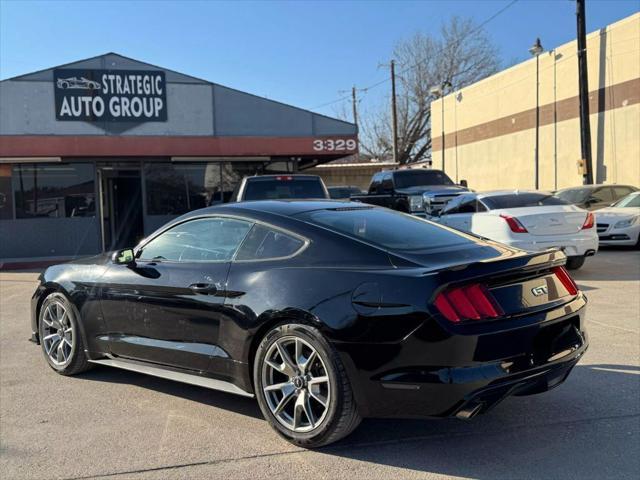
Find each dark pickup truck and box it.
[230,174,330,202]
[351,169,470,217]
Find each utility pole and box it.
[430,81,452,173]
[351,86,358,127]
[529,38,543,190]
[576,0,594,184]
[440,91,446,173]
[390,60,399,164]
[351,86,360,162]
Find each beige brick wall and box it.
[308,163,398,190]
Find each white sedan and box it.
[436,190,598,269]
[594,191,640,247]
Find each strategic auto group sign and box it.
[54,69,167,122]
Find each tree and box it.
[360,16,501,164]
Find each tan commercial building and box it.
[431,12,639,192]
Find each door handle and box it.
[189,283,218,295]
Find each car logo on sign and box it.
[531,285,548,296]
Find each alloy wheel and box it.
[41,301,74,367]
[261,336,331,433]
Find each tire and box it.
[253,323,361,448]
[38,292,92,376]
[566,256,586,270]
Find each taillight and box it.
[553,266,579,296]
[500,214,528,233]
[581,212,595,229]
[276,176,293,181]
[434,283,503,323]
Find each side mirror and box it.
[460,179,468,188]
[112,248,136,265]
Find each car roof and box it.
[556,184,636,192]
[477,190,552,198]
[243,174,321,181]
[390,168,445,174]
[183,199,369,218]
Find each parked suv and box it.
[351,169,470,216]
[230,174,330,202]
[554,184,638,210]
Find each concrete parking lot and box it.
[1,250,638,480]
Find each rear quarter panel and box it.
[221,230,440,368]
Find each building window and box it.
[12,163,95,219]
[145,163,225,216]
[145,161,289,216]
[0,164,14,220]
[220,161,268,201]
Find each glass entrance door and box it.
[98,166,144,251]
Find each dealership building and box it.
[0,53,357,267]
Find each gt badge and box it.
[531,285,548,296]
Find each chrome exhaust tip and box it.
[455,402,483,420]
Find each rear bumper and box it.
[336,294,588,418]
[508,235,598,258]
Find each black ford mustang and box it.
[31,200,588,447]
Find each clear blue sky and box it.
[1,0,638,117]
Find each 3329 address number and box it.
[313,139,357,152]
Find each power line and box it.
[307,0,520,111]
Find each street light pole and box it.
[430,81,451,172]
[529,38,544,190]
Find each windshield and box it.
[612,193,640,208]
[393,170,454,188]
[297,207,474,251]
[243,178,327,201]
[555,188,591,204]
[483,193,569,209]
[328,187,360,199]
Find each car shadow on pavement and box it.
[318,364,640,479]
[75,365,263,419]
[571,250,640,283]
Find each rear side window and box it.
[482,193,568,210]
[555,188,591,204]
[243,178,327,201]
[441,196,462,215]
[592,188,614,203]
[457,196,479,213]
[297,207,474,251]
[235,224,305,260]
[612,186,633,199]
